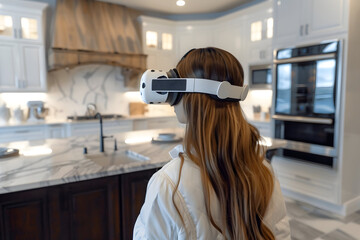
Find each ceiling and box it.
[99,0,256,16]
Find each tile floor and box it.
[285,197,360,240]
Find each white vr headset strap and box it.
[193,79,249,100]
[154,78,249,101]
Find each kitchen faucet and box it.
[94,113,113,152]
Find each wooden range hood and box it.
[48,0,147,72]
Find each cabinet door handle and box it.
[13,28,18,38]
[300,25,304,36]
[18,28,22,39]
[15,76,19,88]
[305,24,309,35]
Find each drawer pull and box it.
[294,174,311,182]
[14,130,30,134]
[50,124,63,127]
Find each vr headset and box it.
[140,69,249,106]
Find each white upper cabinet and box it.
[0,42,18,89]
[308,0,348,37]
[139,16,177,71]
[0,10,43,43]
[0,0,47,92]
[18,43,47,90]
[244,1,274,64]
[176,22,214,60]
[273,0,349,46]
[273,0,301,45]
[212,18,244,61]
[0,41,46,91]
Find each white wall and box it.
[340,0,360,204]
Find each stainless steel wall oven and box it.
[273,40,342,167]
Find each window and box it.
[0,15,13,37]
[251,21,262,42]
[21,17,38,40]
[251,17,273,42]
[162,33,173,50]
[146,31,158,48]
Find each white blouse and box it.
[133,146,291,240]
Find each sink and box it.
[67,114,124,121]
[85,151,139,168]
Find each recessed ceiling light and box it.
[176,0,185,7]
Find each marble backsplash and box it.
[0,64,272,123]
[241,89,273,119]
[0,64,174,122]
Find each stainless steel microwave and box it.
[249,64,272,89]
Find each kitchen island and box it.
[0,128,286,240]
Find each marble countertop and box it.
[0,128,286,195]
[0,115,177,128]
[0,114,272,128]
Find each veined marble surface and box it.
[0,115,177,128]
[0,128,286,195]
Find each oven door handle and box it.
[284,140,337,157]
[274,53,336,64]
[272,115,333,124]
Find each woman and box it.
[134,47,290,240]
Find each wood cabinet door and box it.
[0,188,49,240]
[68,177,120,240]
[49,176,120,240]
[120,168,157,240]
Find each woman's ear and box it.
[174,98,187,124]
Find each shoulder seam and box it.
[159,171,197,240]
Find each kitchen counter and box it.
[0,113,272,128]
[0,114,177,128]
[0,128,286,194]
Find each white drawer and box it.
[103,120,133,135]
[276,170,337,203]
[132,119,148,131]
[68,120,133,137]
[249,121,272,137]
[272,156,338,204]
[0,126,46,143]
[69,122,99,137]
[46,124,67,139]
[147,117,179,129]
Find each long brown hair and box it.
[174,47,275,239]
